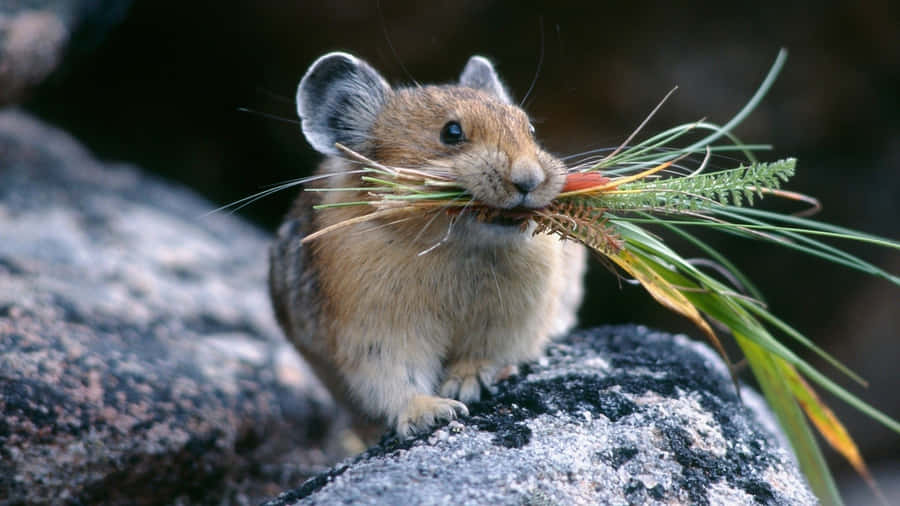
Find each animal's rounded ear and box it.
[459,55,512,104]
[297,52,390,155]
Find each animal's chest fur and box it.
[421,239,558,342]
[316,216,561,356]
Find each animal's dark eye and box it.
[440,121,466,145]
[528,123,536,137]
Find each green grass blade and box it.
[724,207,900,250]
[632,211,766,302]
[711,208,900,285]
[684,49,788,153]
[624,212,874,397]
[737,335,843,506]
[600,122,766,174]
[614,222,900,436]
[381,191,468,201]
[738,295,867,387]
[612,214,899,285]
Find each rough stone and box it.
[264,326,816,506]
[0,110,338,505]
[0,109,816,505]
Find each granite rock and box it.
[265,326,816,506]
[0,110,337,505]
[0,109,816,505]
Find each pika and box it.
[269,52,586,437]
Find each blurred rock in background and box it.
[0,110,340,504]
[0,0,131,105]
[13,0,900,499]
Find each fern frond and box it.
[599,158,796,212]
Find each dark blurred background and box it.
[23,0,899,496]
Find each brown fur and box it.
[270,60,586,438]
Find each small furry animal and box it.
[269,52,586,437]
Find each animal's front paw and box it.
[395,394,469,438]
[439,360,504,403]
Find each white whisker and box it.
[203,169,375,216]
[490,252,504,312]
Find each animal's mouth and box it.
[447,205,543,228]
[477,207,538,228]
[487,214,529,227]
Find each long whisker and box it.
[416,196,475,256]
[254,86,293,105]
[561,147,616,161]
[520,17,545,109]
[349,216,418,237]
[599,86,678,164]
[412,207,448,244]
[237,107,301,126]
[490,260,504,312]
[377,0,420,88]
[336,143,457,182]
[203,169,373,216]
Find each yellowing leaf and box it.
[778,362,861,466]
[736,335,842,506]
[776,360,884,503]
[607,248,733,374]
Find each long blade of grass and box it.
[617,180,867,392]
[725,207,900,250]
[711,208,900,285]
[737,336,843,506]
[631,212,765,300]
[684,49,788,153]
[612,221,900,434]
[608,248,734,374]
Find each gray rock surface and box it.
[0,109,816,505]
[265,326,816,506]
[0,110,338,505]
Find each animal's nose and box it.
[513,177,540,194]
[510,159,545,194]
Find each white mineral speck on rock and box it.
[428,430,449,445]
[261,326,817,506]
[708,480,755,504]
[584,356,609,370]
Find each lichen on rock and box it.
[265,327,816,506]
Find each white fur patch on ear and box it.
[459,56,512,104]
[297,52,390,155]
